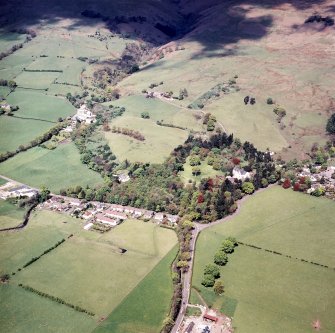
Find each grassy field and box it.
[0,211,177,332]
[108,94,203,131]
[93,245,178,333]
[0,116,52,153]
[16,219,177,315]
[0,176,8,185]
[191,186,335,333]
[0,200,24,229]
[0,284,96,333]
[0,143,104,192]
[7,89,75,121]
[0,209,85,274]
[105,115,188,163]
[179,156,224,184]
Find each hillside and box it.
[1,0,334,159]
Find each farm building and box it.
[142,210,154,219]
[96,214,120,226]
[154,212,165,222]
[166,214,179,224]
[124,206,135,214]
[82,210,95,219]
[109,204,125,212]
[105,211,127,220]
[69,198,81,206]
[84,223,93,230]
[73,104,96,124]
[133,208,143,217]
[203,313,218,323]
[184,321,195,333]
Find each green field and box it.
[7,89,75,121]
[0,210,178,332]
[108,95,203,131]
[94,245,178,333]
[105,115,189,164]
[179,156,224,184]
[0,116,52,153]
[0,284,96,333]
[192,186,335,333]
[0,177,8,185]
[0,200,24,229]
[0,143,104,192]
[0,90,75,153]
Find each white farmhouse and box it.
[72,104,96,124]
[232,167,251,181]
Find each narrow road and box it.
[171,184,275,333]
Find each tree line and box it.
[0,121,68,163]
[18,284,95,316]
[111,126,145,141]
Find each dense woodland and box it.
[68,122,279,222]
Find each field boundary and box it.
[238,241,334,270]
[18,284,95,316]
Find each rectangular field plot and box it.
[14,71,61,89]
[0,144,104,193]
[94,245,178,333]
[7,89,75,121]
[0,210,84,274]
[209,186,335,267]
[0,285,96,333]
[14,220,177,316]
[0,116,53,153]
[105,115,188,164]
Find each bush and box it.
[267,97,274,104]
[201,274,215,287]
[242,182,255,194]
[326,114,335,134]
[282,178,291,189]
[214,251,228,265]
[141,111,150,119]
[204,264,220,278]
[221,240,235,254]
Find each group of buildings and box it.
[297,165,335,198]
[62,104,96,133]
[0,181,38,200]
[42,195,179,232]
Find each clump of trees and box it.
[326,114,335,134]
[273,105,286,122]
[111,126,145,141]
[178,88,188,100]
[202,237,237,295]
[141,111,150,119]
[202,113,217,131]
[0,79,17,90]
[68,132,278,221]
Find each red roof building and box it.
[203,313,218,322]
